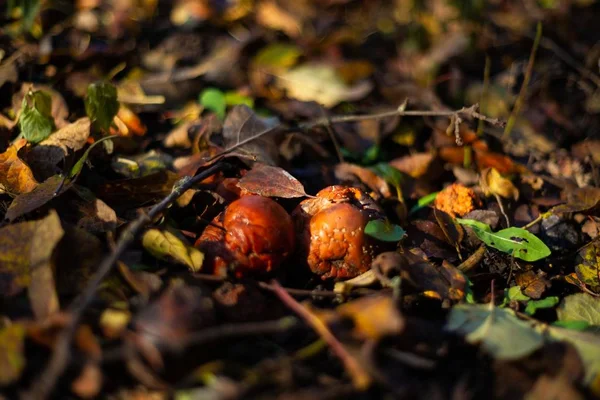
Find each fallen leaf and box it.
[0,324,26,385]
[549,326,600,388]
[237,163,308,198]
[71,362,102,399]
[402,252,466,301]
[142,228,204,272]
[480,167,519,200]
[433,208,464,254]
[96,170,180,207]
[524,296,559,316]
[221,105,280,165]
[0,211,63,319]
[5,175,70,222]
[575,243,600,293]
[199,88,226,120]
[85,81,120,131]
[256,0,303,38]
[551,187,600,215]
[18,90,56,143]
[389,153,434,178]
[72,185,118,233]
[364,219,406,242]
[336,295,405,340]
[12,84,69,128]
[457,219,551,262]
[516,270,549,299]
[132,281,215,352]
[277,63,372,107]
[446,303,544,359]
[557,294,600,326]
[27,118,91,180]
[0,138,39,195]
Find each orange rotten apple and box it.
[434,183,480,217]
[293,185,388,279]
[195,195,295,277]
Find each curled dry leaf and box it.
[27,118,91,180]
[551,187,600,215]
[237,163,308,198]
[0,138,39,195]
[480,167,519,200]
[5,175,70,222]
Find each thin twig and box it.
[299,103,505,130]
[320,107,345,164]
[191,273,345,298]
[458,244,486,273]
[503,22,542,139]
[494,193,510,227]
[270,280,372,390]
[24,161,230,400]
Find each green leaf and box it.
[556,293,600,326]
[362,145,380,164]
[364,220,405,242]
[506,286,530,302]
[69,136,115,180]
[456,219,551,262]
[371,163,404,198]
[408,191,439,215]
[142,228,204,272]
[524,296,559,316]
[446,303,544,359]
[18,90,55,143]
[85,81,119,131]
[553,320,591,331]
[224,92,254,109]
[199,88,227,120]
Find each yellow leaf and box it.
[0,138,39,195]
[142,228,204,272]
[336,295,405,340]
[480,167,519,200]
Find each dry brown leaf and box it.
[256,0,302,38]
[27,118,91,179]
[0,138,39,195]
[237,163,308,198]
[389,153,434,178]
[0,210,63,319]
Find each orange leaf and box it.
[0,139,39,195]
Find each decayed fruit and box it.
[434,183,480,217]
[195,195,295,277]
[293,185,387,279]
